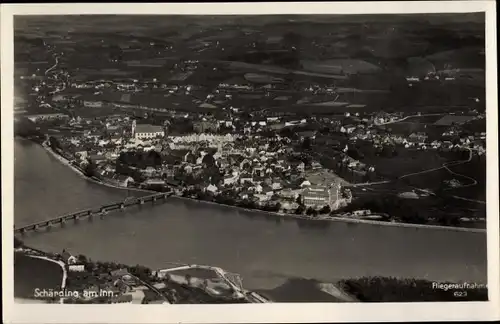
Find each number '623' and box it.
[454,291,467,297]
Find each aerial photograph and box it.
[13,13,488,304]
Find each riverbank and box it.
[179,196,486,233]
[14,244,265,304]
[29,137,486,233]
[37,139,155,195]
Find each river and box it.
[14,138,488,289]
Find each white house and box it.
[134,124,165,140]
[83,100,103,108]
[223,174,238,186]
[206,184,218,194]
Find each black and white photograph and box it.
[2,1,499,323]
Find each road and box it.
[43,54,66,95]
[45,55,59,76]
[352,148,485,204]
[399,147,474,181]
[375,113,445,126]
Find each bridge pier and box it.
[15,194,178,235]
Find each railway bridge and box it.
[14,192,173,235]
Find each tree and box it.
[295,204,305,215]
[185,274,192,286]
[77,254,88,264]
[302,137,312,150]
[274,202,282,212]
[319,205,331,214]
[128,264,152,281]
[83,160,98,178]
[201,154,216,167]
[48,136,62,151]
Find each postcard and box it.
[2,1,498,323]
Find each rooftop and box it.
[135,124,164,134]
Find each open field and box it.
[360,149,446,179]
[300,59,382,74]
[384,122,444,138]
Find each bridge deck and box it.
[14,192,171,233]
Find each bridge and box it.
[14,192,173,235]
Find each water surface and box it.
[15,139,487,289]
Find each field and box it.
[444,157,486,200]
[434,115,477,126]
[360,149,446,179]
[385,122,445,139]
[398,168,458,190]
[300,59,382,74]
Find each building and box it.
[26,113,69,122]
[83,100,104,108]
[61,250,77,265]
[134,124,165,140]
[279,188,297,201]
[301,186,331,209]
[193,120,219,133]
[113,175,134,187]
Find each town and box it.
[14,24,487,227]
[16,76,486,226]
[12,12,489,306]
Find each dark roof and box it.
[61,250,72,261]
[297,130,317,137]
[222,75,251,85]
[135,124,164,133]
[110,268,130,277]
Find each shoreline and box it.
[24,137,486,233]
[37,139,155,195]
[179,196,486,233]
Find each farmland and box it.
[362,149,447,179]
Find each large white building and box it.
[26,113,69,122]
[302,186,330,209]
[301,183,341,209]
[133,123,165,140]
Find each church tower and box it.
[131,120,137,137]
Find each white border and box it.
[2,2,498,323]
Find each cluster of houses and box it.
[58,249,166,304]
[51,113,347,211]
